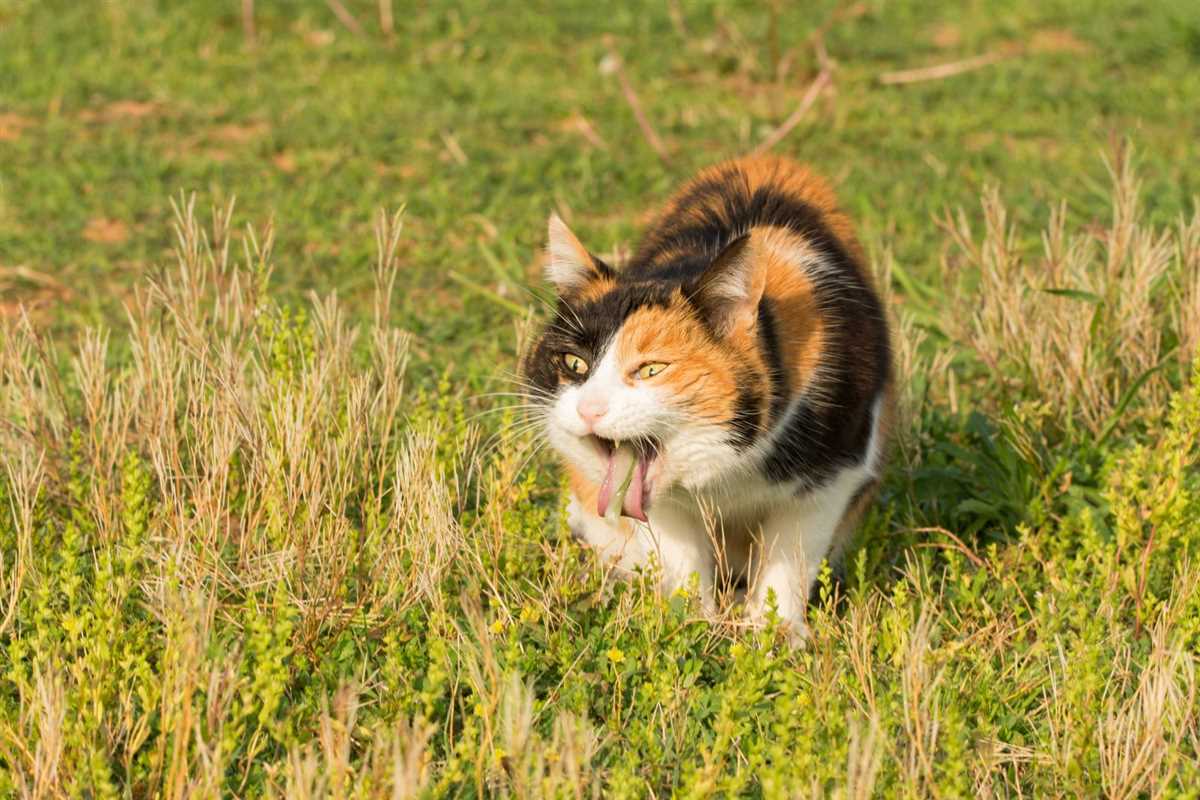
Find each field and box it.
[2,0,1199,796]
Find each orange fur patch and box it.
[645,155,873,289]
[577,276,617,301]
[614,304,757,425]
[753,226,826,394]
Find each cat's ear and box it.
[690,234,764,334]
[546,214,612,295]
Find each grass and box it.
[2,0,1200,796]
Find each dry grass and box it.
[941,146,1199,434]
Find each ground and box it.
[1,0,1199,796]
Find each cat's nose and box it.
[576,396,609,428]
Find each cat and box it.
[522,155,894,639]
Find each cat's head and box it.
[522,215,772,521]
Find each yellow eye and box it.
[637,362,668,379]
[562,353,589,375]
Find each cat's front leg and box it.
[568,494,716,615]
[747,482,855,640]
[644,500,717,615]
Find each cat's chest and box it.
[689,470,803,529]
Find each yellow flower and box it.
[607,647,626,665]
[489,619,505,635]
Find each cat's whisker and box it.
[484,417,548,439]
[481,421,549,454]
[464,400,544,414]
[487,426,549,452]
[510,439,551,479]
[467,392,545,403]
[464,408,544,426]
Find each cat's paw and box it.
[745,599,809,647]
[778,618,810,648]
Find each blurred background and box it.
[2,0,1198,382]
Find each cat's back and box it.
[624,155,869,288]
[624,155,892,488]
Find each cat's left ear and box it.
[545,214,613,296]
[690,234,764,334]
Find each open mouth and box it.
[586,435,659,523]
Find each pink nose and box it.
[576,396,609,428]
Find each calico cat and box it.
[522,156,893,638]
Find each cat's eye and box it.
[636,362,669,379]
[561,353,589,375]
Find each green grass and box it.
[2,0,1200,795]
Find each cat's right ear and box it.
[545,214,612,295]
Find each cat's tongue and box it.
[596,444,648,522]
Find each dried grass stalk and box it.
[943,148,1192,432]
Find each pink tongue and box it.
[623,458,646,521]
[596,447,648,522]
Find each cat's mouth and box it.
[586,435,659,522]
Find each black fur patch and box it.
[728,382,763,448]
[757,299,790,426]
